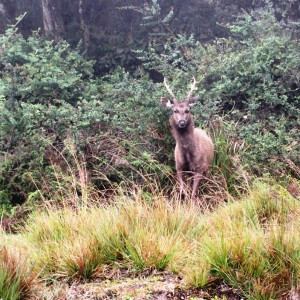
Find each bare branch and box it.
[163,78,176,99]
[186,76,198,99]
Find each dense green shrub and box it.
[0,23,172,209]
[0,23,98,203]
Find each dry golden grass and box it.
[0,232,36,300]
[2,178,300,299]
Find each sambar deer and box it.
[161,77,214,200]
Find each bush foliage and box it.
[0,23,99,205]
[0,21,173,208]
[0,7,299,211]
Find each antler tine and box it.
[163,78,176,99]
[186,76,198,99]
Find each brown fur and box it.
[161,97,214,199]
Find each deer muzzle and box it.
[178,120,187,128]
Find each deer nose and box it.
[178,120,187,128]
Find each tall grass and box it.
[0,239,35,300]
[23,196,198,277]
[8,179,296,299]
[2,130,300,299]
[199,180,300,299]
[210,119,250,196]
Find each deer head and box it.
[161,77,198,129]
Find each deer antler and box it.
[186,76,198,99]
[163,78,176,99]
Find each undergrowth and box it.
[2,178,299,299]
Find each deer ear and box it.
[161,97,174,109]
[188,97,198,107]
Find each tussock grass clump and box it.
[8,179,300,299]
[23,208,105,278]
[195,180,300,299]
[0,242,35,300]
[23,197,199,279]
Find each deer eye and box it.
[185,110,190,113]
[173,110,179,113]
